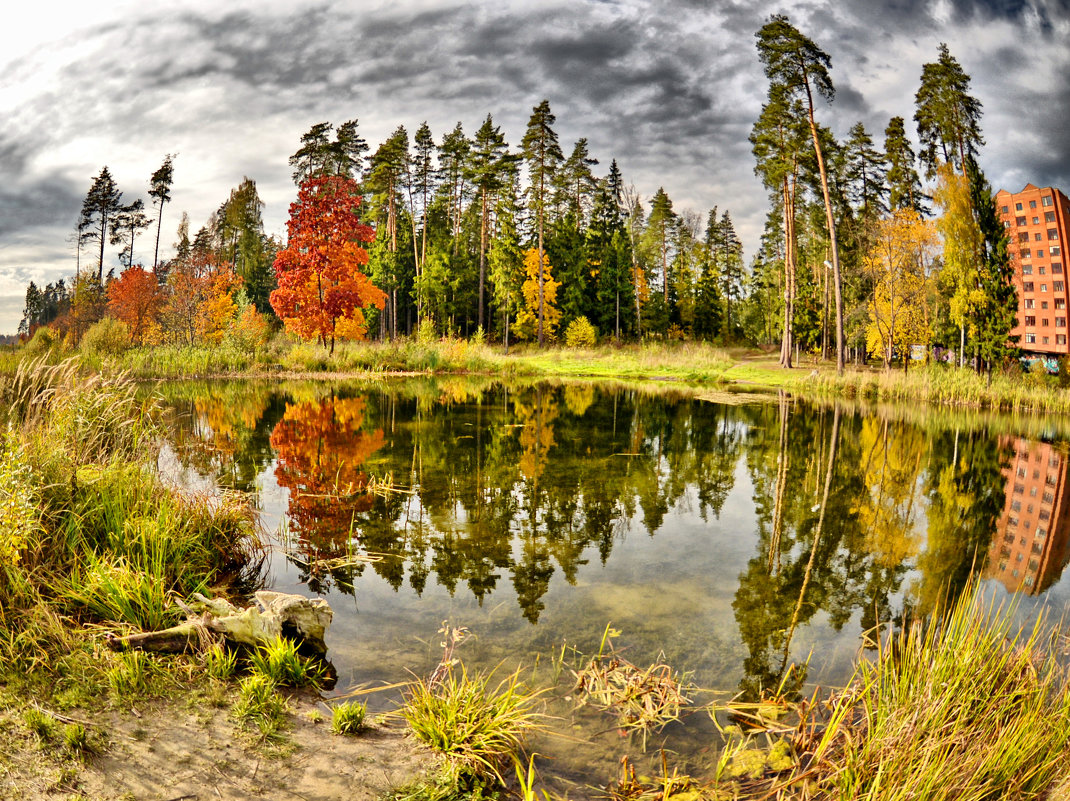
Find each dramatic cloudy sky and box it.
[1,0,1068,334]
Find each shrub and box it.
[80,317,131,358]
[564,316,598,349]
[22,327,58,357]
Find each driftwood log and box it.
[104,591,333,654]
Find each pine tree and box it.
[111,198,150,269]
[466,114,517,333]
[521,100,564,346]
[914,43,984,177]
[756,14,846,373]
[78,166,124,284]
[148,154,174,272]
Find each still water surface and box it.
[157,377,1070,789]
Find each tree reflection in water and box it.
[157,379,1055,696]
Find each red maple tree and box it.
[269,176,385,352]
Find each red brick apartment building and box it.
[985,437,1070,595]
[997,185,1070,354]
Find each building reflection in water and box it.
[986,437,1070,594]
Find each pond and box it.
[155,377,1070,793]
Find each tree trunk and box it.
[803,85,844,374]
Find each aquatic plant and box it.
[572,626,693,749]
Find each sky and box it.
[1,0,1068,335]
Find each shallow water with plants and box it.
[155,377,1070,793]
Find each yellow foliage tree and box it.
[864,209,937,370]
[933,163,984,362]
[515,248,561,341]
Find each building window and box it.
[1042,317,1050,325]
[1026,333,1036,343]
[1002,205,1010,214]
[1044,336,1051,344]
[1025,316,1037,326]
[1023,250,1032,259]
[1053,247,1062,256]
[1042,301,1049,309]
[1057,317,1066,327]
[1031,200,1038,208]
[1041,267,1047,275]
[1043,195,1053,206]
[1046,211,1056,222]
[1034,217,1041,225]
[1017,202,1024,210]
[1056,299,1065,309]
[1056,281,1065,292]
[1017,216,1027,225]
[1041,285,1048,293]
[1025,299,1035,308]
[1058,334,1067,345]
[1050,229,1060,240]
[1019,232,1030,243]
[1054,263,1063,274]
[1036,233,1044,241]
[1024,282,1035,292]
[1005,220,1011,228]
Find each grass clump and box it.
[22,707,55,742]
[330,700,367,735]
[247,636,325,688]
[402,663,545,786]
[780,591,1070,800]
[204,643,237,680]
[233,673,289,741]
[106,649,157,699]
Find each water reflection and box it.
[155,379,1070,700]
[985,438,1070,594]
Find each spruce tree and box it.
[966,156,1017,379]
[884,117,925,214]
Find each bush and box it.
[22,327,58,357]
[564,316,598,349]
[80,317,130,358]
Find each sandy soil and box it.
[1,696,437,801]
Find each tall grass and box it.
[0,358,262,665]
[783,362,1070,414]
[782,591,1070,800]
[402,663,546,785]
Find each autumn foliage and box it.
[106,266,161,344]
[270,176,386,352]
[270,395,385,565]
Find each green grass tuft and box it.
[330,700,367,735]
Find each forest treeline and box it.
[16,16,1022,375]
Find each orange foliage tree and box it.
[270,176,386,353]
[106,266,162,344]
[161,255,241,345]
